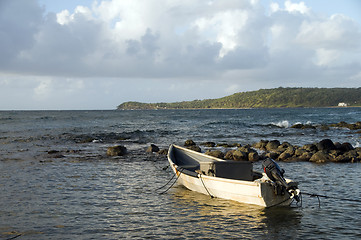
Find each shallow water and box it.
[1,109,361,239]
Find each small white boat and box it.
[167,144,300,208]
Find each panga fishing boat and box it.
[167,144,300,208]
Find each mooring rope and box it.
[158,167,183,195]
[302,191,361,207]
[199,174,214,198]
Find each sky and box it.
[0,0,360,110]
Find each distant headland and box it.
[117,87,361,110]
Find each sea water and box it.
[0,108,361,239]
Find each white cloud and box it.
[34,79,53,98]
[284,0,310,14]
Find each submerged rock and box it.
[107,145,127,156]
[146,144,159,153]
[201,142,216,147]
[157,149,168,155]
[184,139,196,146]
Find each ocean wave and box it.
[271,120,290,128]
[270,120,314,128]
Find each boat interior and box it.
[170,145,263,181]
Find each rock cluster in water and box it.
[290,121,361,132]
[183,139,361,163]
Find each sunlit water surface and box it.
[1,109,361,239]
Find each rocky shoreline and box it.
[105,137,361,164]
[182,138,361,163]
[102,121,361,163]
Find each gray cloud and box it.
[0,0,360,109]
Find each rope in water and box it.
[302,191,361,205]
[157,168,183,195]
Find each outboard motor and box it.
[262,158,300,202]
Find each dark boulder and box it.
[316,139,336,151]
[265,152,279,160]
[253,140,268,150]
[290,123,303,129]
[309,151,331,163]
[302,144,318,152]
[224,150,235,160]
[338,142,354,152]
[187,145,201,152]
[157,149,168,155]
[294,148,307,156]
[248,152,260,161]
[266,140,280,151]
[107,145,127,156]
[184,139,196,146]
[298,152,313,161]
[205,150,224,159]
[232,150,248,161]
[146,144,160,153]
[201,142,216,147]
[278,152,292,161]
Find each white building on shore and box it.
[338,102,348,107]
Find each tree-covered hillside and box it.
[117,87,361,109]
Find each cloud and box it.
[0,0,361,109]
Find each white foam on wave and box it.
[272,120,290,128]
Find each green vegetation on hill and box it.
[117,87,361,110]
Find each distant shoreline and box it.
[117,106,361,110]
[117,87,361,110]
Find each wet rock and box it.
[265,152,279,160]
[320,125,330,131]
[338,142,354,152]
[333,150,356,163]
[157,149,168,155]
[278,142,292,150]
[187,145,201,152]
[224,150,235,160]
[146,144,159,153]
[329,150,342,159]
[216,143,241,148]
[302,144,318,153]
[232,150,248,161]
[205,150,224,159]
[278,152,292,161]
[316,139,336,152]
[298,152,313,161]
[284,146,295,155]
[330,121,361,130]
[107,145,127,156]
[253,140,268,150]
[309,151,331,163]
[294,148,307,156]
[48,150,60,154]
[290,123,303,129]
[238,145,256,154]
[201,142,216,147]
[290,123,316,129]
[184,139,196,146]
[248,152,259,161]
[266,140,280,151]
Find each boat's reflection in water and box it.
[169,185,302,239]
